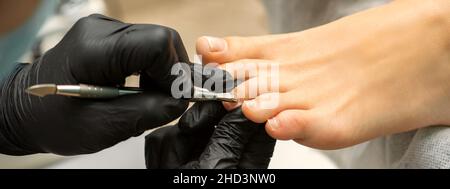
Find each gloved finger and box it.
[176,65,236,134]
[110,15,233,96]
[238,127,276,169]
[190,63,235,93]
[133,25,191,93]
[193,108,263,169]
[146,101,235,169]
[63,14,138,85]
[104,91,189,134]
[177,101,227,135]
[66,14,189,88]
[117,22,233,95]
[140,63,234,98]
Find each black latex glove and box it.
[0,14,227,156]
[145,103,276,169]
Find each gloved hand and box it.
[0,14,227,156]
[145,102,276,169]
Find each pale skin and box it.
[196,0,450,149]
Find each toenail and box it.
[268,118,279,130]
[245,99,257,108]
[204,36,227,52]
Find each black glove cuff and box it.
[0,63,36,155]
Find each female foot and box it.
[196,0,450,149]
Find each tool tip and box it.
[26,84,57,97]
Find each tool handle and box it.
[79,84,120,98]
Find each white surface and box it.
[270,141,337,169]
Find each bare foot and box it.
[196,0,450,149]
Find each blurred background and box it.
[0,0,337,169]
